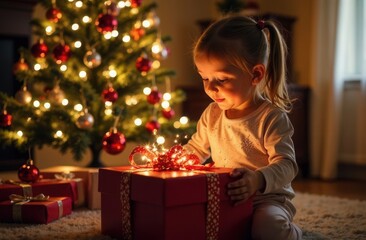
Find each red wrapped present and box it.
[41,166,99,209]
[0,179,81,207]
[99,166,253,240]
[0,195,72,224]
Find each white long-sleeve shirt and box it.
[185,101,298,199]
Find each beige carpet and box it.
[0,192,365,240]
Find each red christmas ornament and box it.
[135,56,152,73]
[13,58,29,74]
[145,119,160,133]
[46,7,62,22]
[130,0,143,8]
[102,87,118,103]
[102,129,126,155]
[147,88,162,104]
[0,110,12,127]
[162,107,175,119]
[53,43,71,63]
[18,159,40,183]
[31,39,48,58]
[95,13,118,33]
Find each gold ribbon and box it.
[10,193,50,204]
[4,180,33,197]
[10,193,50,223]
[54,172,75,180]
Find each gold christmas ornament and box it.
[83,49,102,68]
[15,86,32,104]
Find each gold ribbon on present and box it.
[9,193,50,223]
[9,193,49,204]
[54,172,76,180]
[3,179,33,197]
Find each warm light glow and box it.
[143,87,151,95]
[130,7,138,14]
[161,100,170,109]
[112,30,119,37]
[72,23,79,30]
[79,70,87,79]
[117,1,126,8]
[152,60,160,69]
[74,104,83,111]
[152,40,163,54]
[180,116,189,125]
[44,102,51,109]
[156,136,165,145]
[60,65,67,71]
[105,101,113,107]
[142,19,151,28]
[173,121,181,128]
[62,99,69,106]
[75,1,83,8]
[17,131,23,137]
[33,100,40,108]
[34,64,41,71]
[125,96,138,106]
[109,69,117,78]
[74,41,82,48]
[122,34,131,43]
[104,32,112,39]
[163,92,171,101]
[134,118,142,126]
[55,130,63,138]
[82,16,91,23]
[104,108,113,115]
[45,25,55,35]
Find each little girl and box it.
[184,15,302,239]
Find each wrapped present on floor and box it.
[0,179,83,208]
[40,166,100,209]
[0,194,72,224]
[99,166,253,240]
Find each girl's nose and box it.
[205,80,218,92]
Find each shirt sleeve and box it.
[257,110,299,194]
[183,104,213,163]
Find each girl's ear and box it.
[251,64,265,85]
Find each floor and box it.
[292,178,366,201]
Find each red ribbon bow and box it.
[129,144,214,171]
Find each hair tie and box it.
[256,20,265,30]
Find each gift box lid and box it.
[0,179,78,205]
[99,166,235,207]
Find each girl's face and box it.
[195,55,258,117]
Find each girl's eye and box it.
[217,79,228,83]
[201,78,208,82]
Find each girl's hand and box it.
[227,168,265,206]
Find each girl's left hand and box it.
[227,168,264,206]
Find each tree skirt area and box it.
[0,193,365,240]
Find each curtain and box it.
[310,0,366,179]
[309,0,340,179]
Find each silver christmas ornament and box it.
[76,111,94,129]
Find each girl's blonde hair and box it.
[193,15,292,112]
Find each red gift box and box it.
[0,179,81,207]
[99,166,253,240]
[0,196,72,224]
[41,166,99,209]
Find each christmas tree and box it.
[0,0,194,167]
